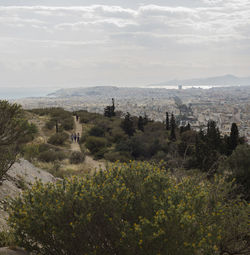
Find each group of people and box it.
[71,133,80,143]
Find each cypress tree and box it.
[170,113,176,141]
[143,114,148,126]
[206,120,221,150]
[111,98,115,116]
[121,112,135,137]
[229,123,239,152]
[166,112,170,130]
[104,99,116,118]
[138,116,144,132]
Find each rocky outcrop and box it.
[0,158,56,231]
[0,247,29,255]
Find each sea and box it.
[0,87,57,100]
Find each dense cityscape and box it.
[15,85,250,143]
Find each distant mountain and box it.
[48,86,176,98]
[48,86,120,97]
[150,75,250,86]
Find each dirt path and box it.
[70,116,82,152]
[71,116,106,173]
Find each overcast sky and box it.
[0,0,250,87]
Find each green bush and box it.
[38,150,66,162]
[48,132,69,146]
[77,111,101,124]
[88,126,105,137]
[0,231,16,247]
[69,151,85,164]
[22,144,40,161]
[61,118,74,131]
[8,162,249,255]
[85,136,107,154]
[38,143,55,153]
[93,147,107,160]
[104,151,131,162]
[45,120,55,130]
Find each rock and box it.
[0,159,56,230]
[0,247,29,255]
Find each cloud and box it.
[0,3,249,42]
[0,1,249,86]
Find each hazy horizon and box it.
[0,0,250,88]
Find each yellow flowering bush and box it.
[8,162,249,255]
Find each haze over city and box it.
[0,0,250,88]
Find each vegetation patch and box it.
[8,162,249,255]
[48,132,69,146]
[69,151,85,164]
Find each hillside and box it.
[0,105,249,255]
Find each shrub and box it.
[38,150,66,162]
[85,136,107,154]
[104,151,131,162]
[38,143,55,153]
[22,144,40,161]
[93,147,107,160]
[48,132,69,146]
[8,162,249,255]
[111,127,128,143]
[61,118,74,131]
[56,151,67,161]
[88,126,105,137]
[69,151,85,164]
[45,120,55,130]
[28,123,38,135]
[0,231,16,247]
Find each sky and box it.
[0,0,250,88]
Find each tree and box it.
[180,123,191,134]
[0,101,29,181]
[143,114,148,126]
[206,120,221,151]
[138,116,144,132]
[104,98,116,118]
[121,112,135,137]
[170,113,176,141]
[166,112,170,130]
[85,136,107,155]
[225,144,250,201]
[229,123,239,152]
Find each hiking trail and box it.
[71,116,106,173]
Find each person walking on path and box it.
[71,115,82,152]
[71,133,74,142]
